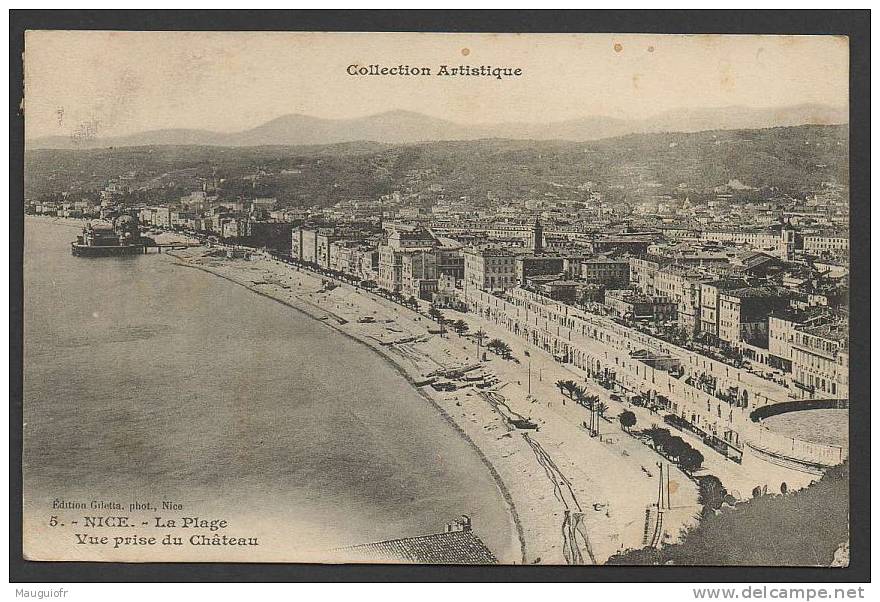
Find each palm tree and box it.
[559,380,571,398]
[555,379,567,397]
[473,329,487,361]
[452,319,469,335]
[596,401,609,417]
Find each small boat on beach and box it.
[511,418,539,430]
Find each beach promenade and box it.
[162,245,707,564]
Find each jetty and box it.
[144,242,202,253]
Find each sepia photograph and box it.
[12,16,866,580]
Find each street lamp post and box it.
[527,359,531,396]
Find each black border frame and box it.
[9,9,871,583]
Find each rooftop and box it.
[705,278,754,290]
[657,264,709,279]
[465,247,521,256]
[723,285,789,300]
[340,528,498,565]
[526,274,563,283]
[800,322,849,343]
[391,228,436,241]
[582,257,629,265]
[541,279,583,287]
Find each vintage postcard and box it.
[22,30,850,566]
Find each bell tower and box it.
[532,217,543,254]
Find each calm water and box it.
[23,218,513,561]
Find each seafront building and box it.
[768,311,849,399]
[377,227,437,293]
[698,281,793,349]
[578,257,631,288]
[604,289,678,322]
[463,247,521,294]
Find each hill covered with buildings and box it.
[25,124,848,210]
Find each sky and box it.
[24,31,849,140]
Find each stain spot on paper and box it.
[461,48,470,57]
[613,43,623,53]
[720,62,735,92]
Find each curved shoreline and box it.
[166,252,527,564]
[25,217,711,564]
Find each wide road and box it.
[522,432,597,565]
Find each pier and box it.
[145,243,201,253]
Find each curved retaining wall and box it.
[747,424,847,472]
[749,398,849,422]
[746,400,848,471]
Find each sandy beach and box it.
[162,243,704,564]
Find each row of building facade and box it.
[286,218,847,404]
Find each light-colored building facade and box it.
[629,255,667,296]
[377,227,437,293]
[700,223,798,260]
[463,248,519,293]
[701,283,792,348]
[802,234,849,254]
[604,290,677,322]
[653,265,707,335]
[293,226,375,268]
[631,257,706,335]
[401,250,439,300]
[580,258,630,288]
[789,324,848,399]
[769,315,848,399]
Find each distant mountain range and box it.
[27,104,847,149]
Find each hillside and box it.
[26,104,847,150]
[606,462,849,566]
[24,124,848,208]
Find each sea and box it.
[22,218,515,562]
